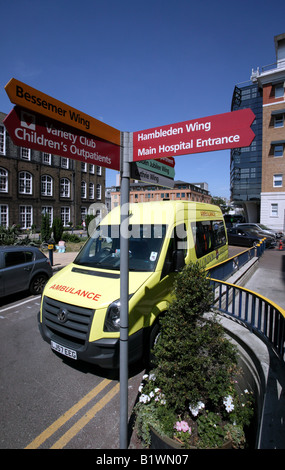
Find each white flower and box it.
[223,395,234,412]
[189,401,205,417]
[149,373,156,381]
[139,394,150,403]
[138,383,144,393]
[149,391,155,398]
[142,374,149,380]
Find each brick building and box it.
[231,33,285,232]
[109,179,211,210]
[0,111,105,230]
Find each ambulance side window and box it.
[192,220,226,259]
[161,224,187,278]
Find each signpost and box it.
[4,78,256,451]
[4,106,120,170]
[5,78,121,146]
[133,108,255,161]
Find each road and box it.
[0,293,143,449]
[0,245,248,449]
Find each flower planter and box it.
[150,426,233,450]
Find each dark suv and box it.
[0,246,53,297]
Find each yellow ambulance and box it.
[38,201,228,368]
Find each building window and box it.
[81,181,87,199]
[42,206,53,226]
[96,184,101,200]
[89,182,94,199]
[20,148,31,160]
[271,203,278,217]
[61,157,69,169]
[61,207,70,226]
[273,174,283,187]
[81,207,87,222]
[275,84,284,99]
[20,205,32,229]
[42,153,52,165]
[89,164,95,174]
[41,175,53,196]
[60,178,70,197]
[0,125,6,155]
[274,144,283,157]
[0,168,8,193]
[19,171,32,194]
[0,205,8,227]
[81,162,87,172]
[97,166,102,176]
[274,114,284,128]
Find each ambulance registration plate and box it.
[51,341,77,360]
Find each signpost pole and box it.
[119,132,132,449]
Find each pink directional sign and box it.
[4,106,121,170]
[133,109,255,161]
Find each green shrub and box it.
[52,217,64,244]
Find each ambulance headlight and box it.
[104,296,133,332]
[104,300,121,332]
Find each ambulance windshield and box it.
[74,224,167,272]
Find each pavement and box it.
[48,243,285,449]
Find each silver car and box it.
[0,246,53,297]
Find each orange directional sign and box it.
[5,78,121,146]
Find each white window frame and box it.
[0,168,8,193]
[271,203,278,217]
[89,164,95,174]
[81,181,87,199]
[20,148,31,160]
[273,174,283,187]
[61,157,69,169]
[0,125,6,155]
[19,171,32,194]
[42,153,52,165]
[0,205,9,227]
[60,178,70,198]
[96,184,102,200]
[41,175,53,196]
[97,166,102,176]
[20,205,33,229]
[89,182,94,199]
[61,207,70,226]
[81,162,87,172]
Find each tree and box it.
[41,213,51,243]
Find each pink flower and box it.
[174,420,191,434]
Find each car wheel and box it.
[29,274,48,295]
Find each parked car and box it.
[0,246,53,297]
[234,227,276,248]
[235,223,277,239]
[227,228,262,247]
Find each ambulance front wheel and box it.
[146,319,161,369]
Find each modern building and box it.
[230,82,263,221]
[231,33,285,232]
[109,179,211,210]
[0,111,105,230]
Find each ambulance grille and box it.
[42,296,94,346]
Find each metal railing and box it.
[210,275,285,363]
[203,240,285,362]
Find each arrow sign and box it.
[133,109,255,161]
[5,78,121,146]
[4,107,121,170]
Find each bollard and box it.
[48,244,54,266]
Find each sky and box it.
[1,0,285,199]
